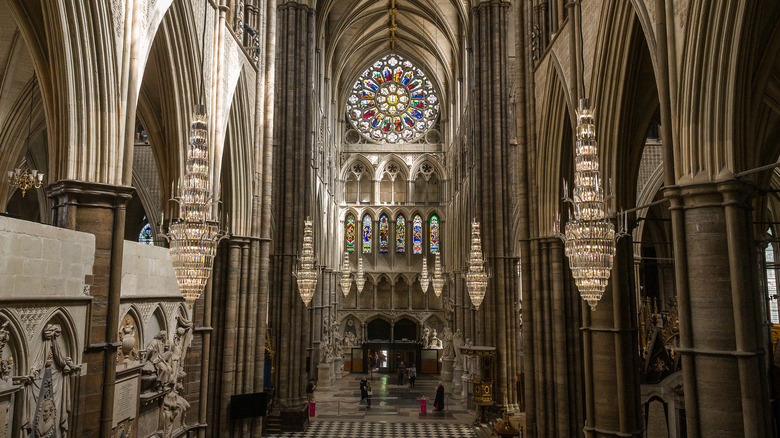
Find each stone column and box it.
[665,181,771,436]
[268,0,315,408]
[470,0,520,407]
[581,236,642,437]
[47,180,134,437]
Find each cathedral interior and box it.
[0,0,779,437]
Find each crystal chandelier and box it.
[466,220,488,309]
[7,168,43,197]
[355,255,366,294]
[7,77,43,198]
[340,251,352,297]
[420,256,430,294]
[432,253,445,297]
[161,106,228,304]
[294,218,318,306]
[553,98,623,310]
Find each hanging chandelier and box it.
[554,98,624,310]
[7,77,43,198]
[7,168,43,197]
[420,256,430,294]
[355,255,366,294]
[294,218,318,306]
[466,220,488,309]
[340,251,352,297]
[432,253,445,297]
[161,106,228,304]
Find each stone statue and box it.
[344,332,358,348]
[421,326,431,348]
[430,329,442,349]
[20,324,81,438]
[161,314,194,437]
[453,329,464,367]
[143,331,173,390]
[0,321,13,383]
[318,337,331,364]
[118,319,138,363]
[441,327,455,359]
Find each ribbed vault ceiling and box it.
[318,0,469,109]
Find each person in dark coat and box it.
[397,361,405,385]
[434,382,445,411]
[365,380,372,408]
[360,377,368,405]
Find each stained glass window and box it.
[396,214,406,253]
[346,215,356,253]
[430,215,440,254]
[412,214,423,254]
[346,54,440,144]
[363,215,373,253]
[139,223,154,245]
[379,214,389,253]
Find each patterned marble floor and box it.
[266,421,478,437]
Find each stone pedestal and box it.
[317,364,332,388]
[461,374,471,397]
[452,365,464,390]
[441,358,455,382]
[333,357,343,380]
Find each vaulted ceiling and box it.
[318,0,469,110]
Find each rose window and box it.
[347,54,439,144]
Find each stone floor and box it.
[308,372,474,422]
[266,372,481,437]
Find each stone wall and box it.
[0,214,94,298]
[120,241,181,299]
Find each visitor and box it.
[369,353,377,380]
[408,364,417,388]
[306,379,316,404]
[360,377,368,407]
[434,382,445,411]
[365,380,372,408]
[397,361,405,385]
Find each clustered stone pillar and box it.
[47,180,134,437]
[580,236,642,437]
[268,0,315,408]
[469,0,521,408]
[523,237,584,437]
[665,181,771,436]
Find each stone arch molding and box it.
[338,310,437,327]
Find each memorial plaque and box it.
[113,376,139,427]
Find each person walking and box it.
[397,361,406,385]
[408,364,417,388]
[368,353,376,380]
[306,379,316,404]
[434,382,445,411]
[360,377,368,407]
[365,380,373,409]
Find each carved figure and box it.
[430,329,442,349]
[441,327,455,359]
[319,337,331,364]
[421,326,431,348]
[144,331,173,389]
[0,321,13,383]
[21,324,81,438]
[344,332,358,348]
[453,329,464,368]
[118,319,138,362]
[160,314,194,437]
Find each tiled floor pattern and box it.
[266,421,478,437]
[267,373,478,436]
